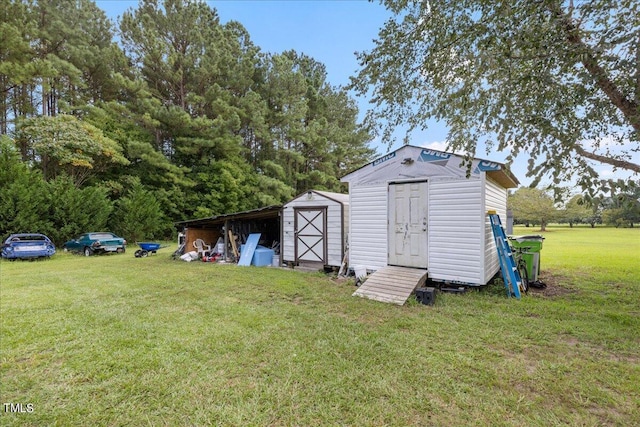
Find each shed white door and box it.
[295,207,327,264]
[388,181,428,268]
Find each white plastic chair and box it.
[193,238,211,258]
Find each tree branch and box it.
[550,4,640,133]
[573,144,640,173]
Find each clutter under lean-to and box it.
[177,232,280,267]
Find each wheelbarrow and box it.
[134,242,164,257]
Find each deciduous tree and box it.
[351,0,639,194]
[602,189,640,227]
[559,194,594,227]
[508,187,559,231]
[16,114,129,186]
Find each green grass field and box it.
[1,226,639,426]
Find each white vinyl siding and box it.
[428,179,484,284]
[282,192,347,267]
[348,184,388,271]
[483,177,508,282]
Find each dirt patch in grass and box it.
[330,276,353,285]
[530,271,576,298]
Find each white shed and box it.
[340,145,519,286]
[282,190,349,268]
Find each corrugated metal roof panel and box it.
[176,205,282,227]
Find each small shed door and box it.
[295,207,327,264]
[388,181,428,268]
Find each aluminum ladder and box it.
[488,211,523,299]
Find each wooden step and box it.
[353,266,428,305]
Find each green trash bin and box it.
[508,235,545,282]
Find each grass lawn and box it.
[1,226,639,426]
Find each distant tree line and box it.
[0,0,375,244]
[508,187,640,230]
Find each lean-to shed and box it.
[282,190,349,269]
[340,145,519,286]
[176,205,282,261]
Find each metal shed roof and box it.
[287,190,349,206]
[176,205,282,228]
[341,145,519,188]
[312,190,349,205]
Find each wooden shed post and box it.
[224,219,229,261]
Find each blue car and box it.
[63,232,127,256]
[1,233,56,260]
